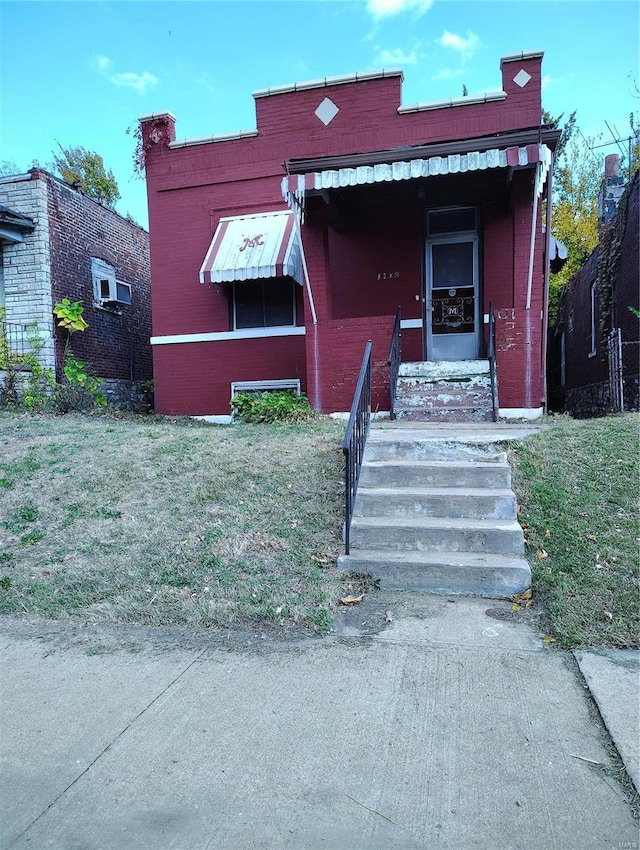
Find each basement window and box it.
[231,379,301,398]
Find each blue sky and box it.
[1,1,638,228]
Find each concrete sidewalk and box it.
[1,597,638,850]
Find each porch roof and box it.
[281,128,559,216]
[199,210,303,286]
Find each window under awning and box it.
[281,143,552,219]
[199,210,303,286]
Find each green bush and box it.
[231,391,314,423]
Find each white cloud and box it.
[91,54,158,94]
[91,54,111,72]
[376,46,419,66]
[109,71,158,94]
[367,0,433,19]
[439,30,481,60]
[542,74,553,90]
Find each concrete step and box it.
[354,486,517,520]
[364,433,506,463]
[398,360,491,379]
[394,406,494,423]
[359,460,511,489]
[395,389,493,410]
[349,516,525,555]
[337,550,531,597]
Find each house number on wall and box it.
[377,271,400,280]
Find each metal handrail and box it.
[342,340,372,555]
[487,300,498,422]
[386,306,402,420]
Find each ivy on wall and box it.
[597,171,638,342]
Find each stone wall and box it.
[0,173,56,372]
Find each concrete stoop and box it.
[394,359,494,422]
[338,426,531,597]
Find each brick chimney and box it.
[598,153,625,226]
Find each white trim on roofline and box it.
[170,130,258,149]
[253,68,403,99]
[138,111,177,123]
[500,50,544,66]
[399,91,506,115]
[150,326,306,345]
[401,318,422,330]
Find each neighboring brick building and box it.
[141,51,560,420]
[0,169,152,408]
[553,160,639,416]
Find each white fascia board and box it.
[253,68,403,99]
[400,318,422,330]
[170,130,258,149]
[138,111,177,122]
[500,50,544,66]
[399,91,506,114]
[151,326,306,345]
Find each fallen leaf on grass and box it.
[512,603,521,613]
[310,554,329,565]
[543,636,556,644]
[603,610,613,620]
[536,548,549,560]
[340,594,364,605]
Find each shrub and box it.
[231,391,314,424]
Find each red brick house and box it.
[141,51,560,421]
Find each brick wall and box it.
[43,170,152,383]
[555,173,639,416]
[1,171,152,400]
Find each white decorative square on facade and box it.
[315,97,339,126]
[513,69,532,89]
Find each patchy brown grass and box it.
[0,412,346,633]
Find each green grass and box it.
[0,412,346,633]
[511,414,640,649]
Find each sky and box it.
[1,0,638,229]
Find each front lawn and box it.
[511,414,640,649]
[0,412,345,633]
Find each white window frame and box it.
[589,280,598,357]
[91,258,132,307]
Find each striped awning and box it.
[199,210,303,285]
[282,144,552,216]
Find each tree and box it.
[548,117,601,320]
[0,160,21,177]
[52,144,120,208]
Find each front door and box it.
[425,234,480,361]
